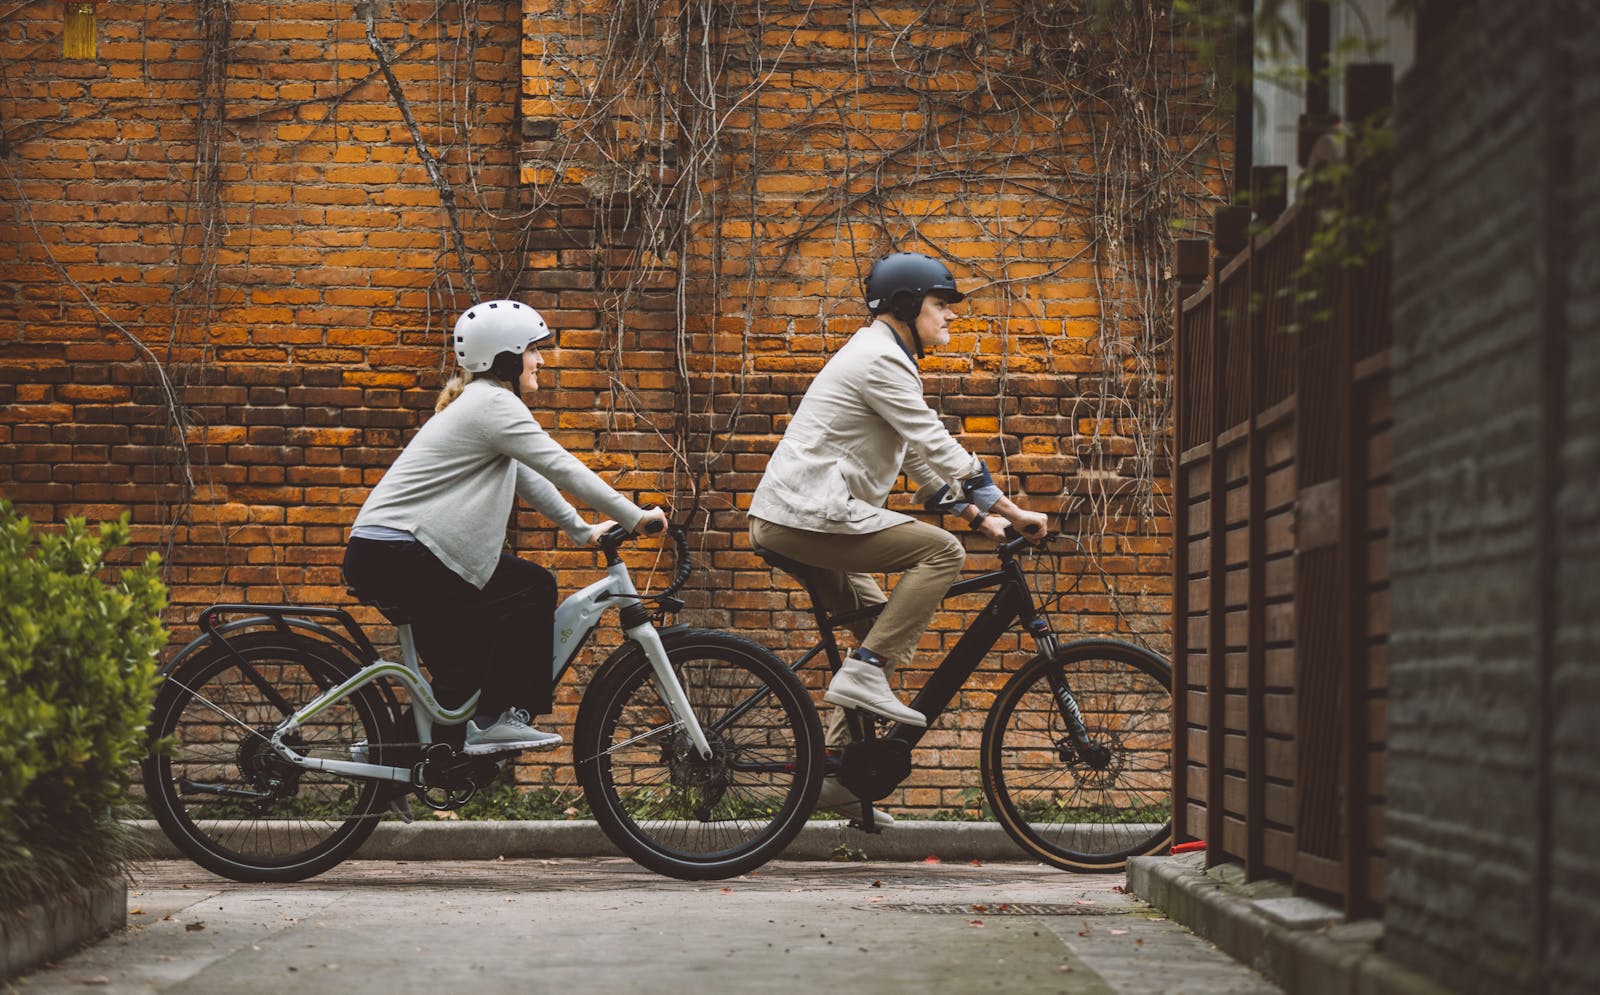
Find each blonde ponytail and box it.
[434,371,472,412]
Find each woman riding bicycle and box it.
[343,300,668,755]
[748,251,1048,818]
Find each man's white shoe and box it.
[811,776,895,826]
[823,657,927,727]
[463,707,563,755]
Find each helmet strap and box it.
[889,294,925,360]
[486,351,524,384]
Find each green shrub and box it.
[0,500,166,909]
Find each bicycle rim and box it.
[982,641,1172,871]
[577,632,823,880]
[143,634,386,882]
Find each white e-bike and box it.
[142,522,824,882]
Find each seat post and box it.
[753,543,850,673]
[393,623,434,745]
[394,622,422,675]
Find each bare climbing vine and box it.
[3,0,1229,633]
[506,0,1229,633]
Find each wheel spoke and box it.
[578,635,822,879]
[143,638,386,881]
[985,645,1172,868]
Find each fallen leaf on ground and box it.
[184,922,205,932]
[922,856,941,864]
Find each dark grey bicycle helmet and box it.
[864,252,966,325]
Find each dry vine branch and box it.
[357,0,480,303]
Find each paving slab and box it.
[10,859,1284,995]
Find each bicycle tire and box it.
[981,639,1173,871]
[142,630,389,882]
[575,629,824,880]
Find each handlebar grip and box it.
[638,507,667,536]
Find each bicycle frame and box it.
[186,535,713,790]
[784,537,1091,752]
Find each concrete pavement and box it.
[10,858,1283,994]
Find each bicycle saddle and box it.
[751,544,830,604]
[346,587,414,626]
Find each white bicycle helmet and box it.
[452,300,551,373]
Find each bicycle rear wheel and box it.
[575,629,824,880]
[142,630,389,882]
[981,639,1172,871]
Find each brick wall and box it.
[1,1,1219,813]
[1387,3,1600,990]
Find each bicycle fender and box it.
[588,623,694,672]
[1054,638,1171,670]
[159,629,224,677]
[156,615,406,728]
[161,614,369,675]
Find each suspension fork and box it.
[625,619,713,759]
[1027,617,1093,748]
[1047,668,1094,747]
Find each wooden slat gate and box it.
[1170,66,1394,916]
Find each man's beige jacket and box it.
[749,320,983,535]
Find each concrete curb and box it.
[1127,853,1457,995]
[128,819,1038,864]
[1,877,127,980]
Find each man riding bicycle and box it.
[748,250,1048,822]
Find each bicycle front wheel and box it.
[981,639,1173,871]
[142,630,389,882]
[575,629,824,880]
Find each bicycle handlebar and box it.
[997,527,1049,560]
[597,511,693,603]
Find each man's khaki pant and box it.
[748,517,965,746]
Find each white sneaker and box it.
[463,708,563,755]
[823,657,927,727]
[811,776,895,826]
